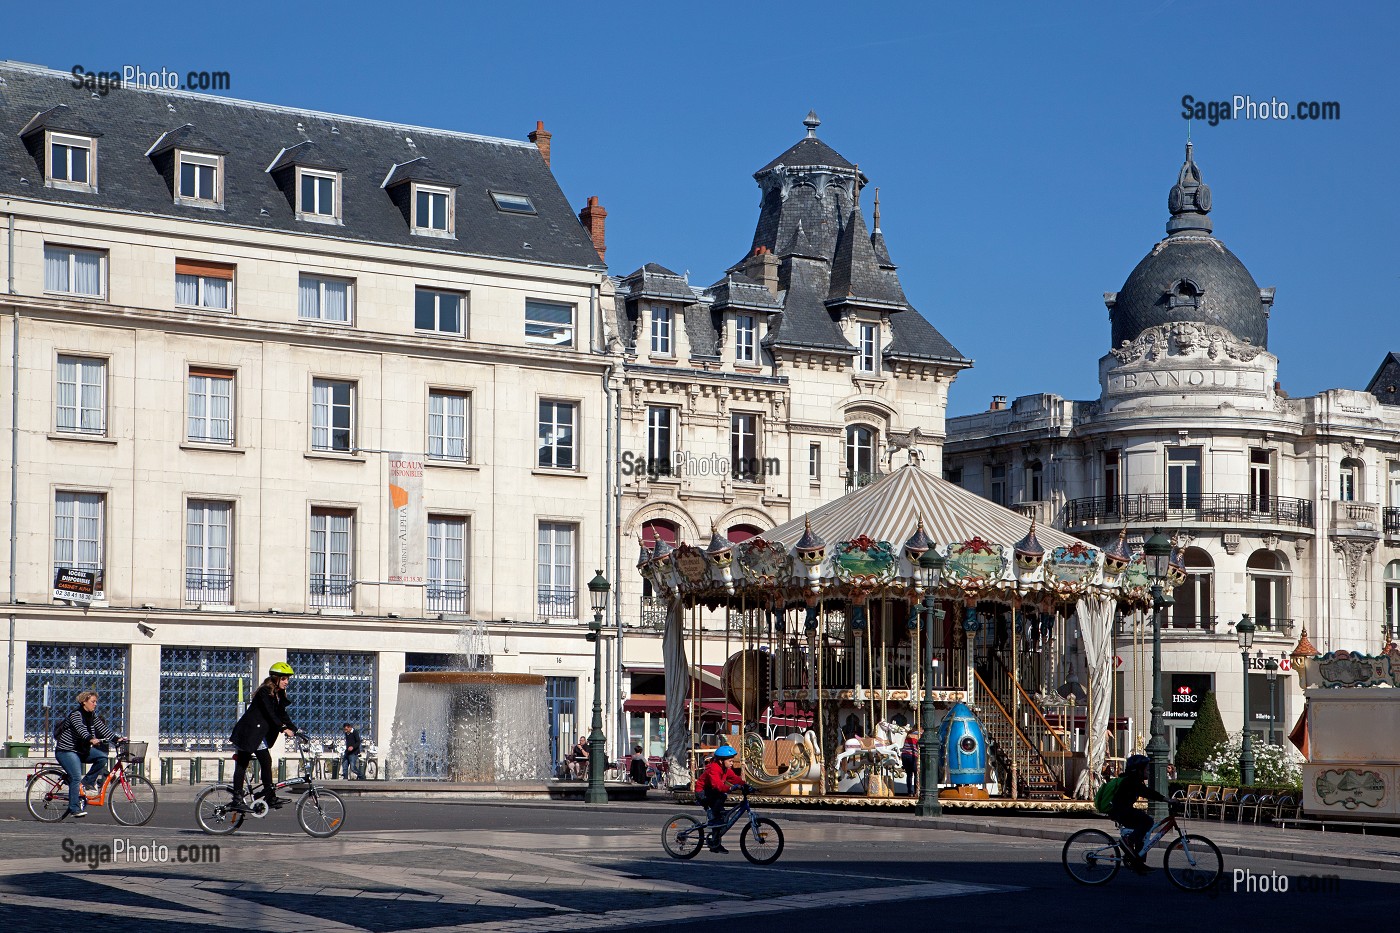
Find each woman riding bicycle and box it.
[229,662,298,813]
[54,690,119,818]
[1109,753,1170,873]
[696,744,744,854]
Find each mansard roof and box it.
[1365,352,1400,406]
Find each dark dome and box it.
[1111,236,1268,349]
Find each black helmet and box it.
[1126,754,1150,774]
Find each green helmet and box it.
[269,662,294,676]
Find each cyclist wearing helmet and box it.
[696,743,744,853]
[228,661,298,813]
[1110,753,1170,873]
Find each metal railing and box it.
[1063,493,1314,529]
[184,571,232,605]
[537,586,578,619]
[426,584,469,614]
[637,596,668,632]
[845,470,882,492]
[776,643,966,692]
[309,574,353,608]
[1386,507,1400,537]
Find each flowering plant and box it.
[1203,733,1302,788]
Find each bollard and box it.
[160,757,172,786]
[278,757,287,782]
[331,758,340,780]
[218,758,226,783]
[191,757,202,785]
[249,758,260,786]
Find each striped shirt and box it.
[54,708,116,753]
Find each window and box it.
[1339,458,1363,502]
[44,245,105,297]
[525,300,574,347]
[415,287,466,335]
[48,133,94,188]
[990,464,1007,506]
[186,500,232,604]
[858,323,880,373]
[159,648,255,750]
[650,307,673,355]
[286,650,375,740]
[427,516,469,613]
[55,355,105,435]
[1103,449,1120,514]
[175,259,233,311]
[427,390,469,462]
[311,379,355,452]
[1250,449,1272,512]
[1026,460,1044,502]
[731,412,760,482]
[490,191,536,214]
[945,465,963,486]
[736,315,756,364]
[538,401,576,469]
[1390,462,1400,508]
[1170,547,1214,629]
[309,510,354,608]
[297,169,339,220]
[809,443,821,481]
[55,492,105,599]
[413,184,453,234]
[1247,549,1291,632]
[846,425,876,480]
[646,407,674,475]
[537,522,577,619]
[187,368,234,444]
[177,152,221,206]
[1167,447,1202,509]
[1386,561,1400,643]
[25,644,126,742]
[298,274,353,324]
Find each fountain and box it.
[388,621,550,782]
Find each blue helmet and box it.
[714,744,738,760]
[1126,754,1149,774]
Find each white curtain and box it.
[324,279,349,322]
[73,250,101,296]
[299,276,319,319]
[662,598,692,787]
[176,273,199,306]
[1073,594,1116,798]
[45,247,68,292]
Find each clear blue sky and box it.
[6,1,1394,416]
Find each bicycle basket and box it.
[120,741,149,762]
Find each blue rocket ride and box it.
[939,703,987,786]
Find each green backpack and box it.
[1094,776,1124,814]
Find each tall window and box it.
[415,288,466,334]
[428,390,469,462]
[731,412,759,482]
[309,509,353,608]
[49,133,94,186]
[56,355,106,435]
[809,443,821,482]
[846,425,876,480]
[298,169,339,220]
[858,323,879,373]
[175,259,233,311]
[1171,547,1214,629]
[989,464,1007,506]
[186,500,232,605]
[413,184,453,233]
[177,152,220,205]
[735,315,756,363]
[1339,458,1363,502]
[286,651,375,741]
[647,407,673,475]
[25,644,126,742]
[537,522,577,619]
[1103,449,1120,514]
[427,516,468,613]
[1390,461,1400,507]
[55,492,105,599]
[525,300,574,347]
[538,401,576,469]
[311,379,355,452]
[1386,561,1400,642]
[188,368,234,444]
[1026,460,1044,501]
[44,245,105,297]
[1167,447,1202,509]
[1250,449,1272,512]
[1247,549,1290,631]
[159,648,254,750]
[298,274,353,323]
[650,307,673,355]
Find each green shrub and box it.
[1173,691,1227,771]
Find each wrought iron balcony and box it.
[537,586,578,620]
[426,584,469,614]
[637,596,668,632]
[185,571,233,605]
[845,470,882,492]
[309,574,353,608]
[1387,507,1400,539]
[1063,494,1314,530]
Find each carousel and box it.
[640,463,1168,809]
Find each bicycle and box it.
[1062,807,1223,891]
[661,784,785,865]
[26,739,158,826]
[194,733,346,838]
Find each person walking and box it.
[342,723,362,780]
[901,729,919,797]
[54,690,118,817]
[229,662,298,813]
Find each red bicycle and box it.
[26,740,158,825]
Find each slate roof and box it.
[764,256,854,353]
[826,202,907,310]
[145,123,227,157]
[1364,352,1400,406]
[381,156,458,189]
[708,271,782,313]
[0,62,604,269]
[620,263,695,301]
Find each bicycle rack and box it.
[190,758,202,785]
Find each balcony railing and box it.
[1119,614,1217,632]
[426,584,469,614]
[1386,507,1400,537]
[537,586,578,620]
[1063,494,1314,529]
[185,571,232,605]
[1331,500,1380,536]
[637,596,669,632]
[845,470,882,492]
[775,643,966,693]
[309,574,353,608]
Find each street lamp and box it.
[916,548,946,818]
[585,570,611,804]
[1264,655,1279,746]
[1143,529,1173,819]
[1236,613,1256,786]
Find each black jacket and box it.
[1108,771,1169,818]
[230,685,297,753]
[344,730,361,755]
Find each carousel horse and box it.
[741,729,823,796]
[833,719,911,778]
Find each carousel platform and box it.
[669,787,1093,812]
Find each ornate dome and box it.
[1108,144,1272,351]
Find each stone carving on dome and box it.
[1110,322,1262,365]
[1332,537,1377,609]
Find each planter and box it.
[2,741,32,758]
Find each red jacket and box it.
[700,760,741,795]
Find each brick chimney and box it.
[578,196,606,261]
[990,395,1008,411]
[743,246,780,296]
[528,120,552,167]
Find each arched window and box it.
[727,523,763,544]
[1339,458,1363,502]
[641,520,678,549]
[1385,561,1400,643]
[846,425,877,484]
[1171,547,1214,629]
[1247,549,1291,632]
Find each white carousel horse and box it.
[833,719,911,777]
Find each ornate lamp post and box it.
[585,570,611,805]
[1264,655,1279,746]
[1143,529,1173,819]
[916,548,946,818]
[1236,613,1257,786]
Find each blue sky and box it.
[6,1,1394,416]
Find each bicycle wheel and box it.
[740,817,785,865]
[109,774,158,826]
[296,788,346,838]
[195,785,245,835]
[1062,829,1121,885]
[26,769,73,822]
[661,814,704,859]
[1163,834,1223,892]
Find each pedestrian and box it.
[901,729,919,797]
[54,690,118,817]
[629,744,649,784]
[342,722,362,780]
[229,661,298,813]
[569,736,590,780]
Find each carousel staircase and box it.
[972,654,1072,800]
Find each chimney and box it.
[990,395,1008,411]
[743,246,780,296]
[528,120,552,167]
[578,196,607,261]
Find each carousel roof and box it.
[763,463,1093,552]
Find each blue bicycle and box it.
[1062,809,1223,891]
[661,785,785,864]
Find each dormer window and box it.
[735,315,757,364]
[297,168,340,222]
[48,133,95,190]
[857,323,880,373]
[650,307,673,355]
[1168,279,1202,311]
[177,152,222,207]
[412,183,454,236]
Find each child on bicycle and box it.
[696,744,745,854]
[1109,753,1170,873]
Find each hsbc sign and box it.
[1166,674,1213,720]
